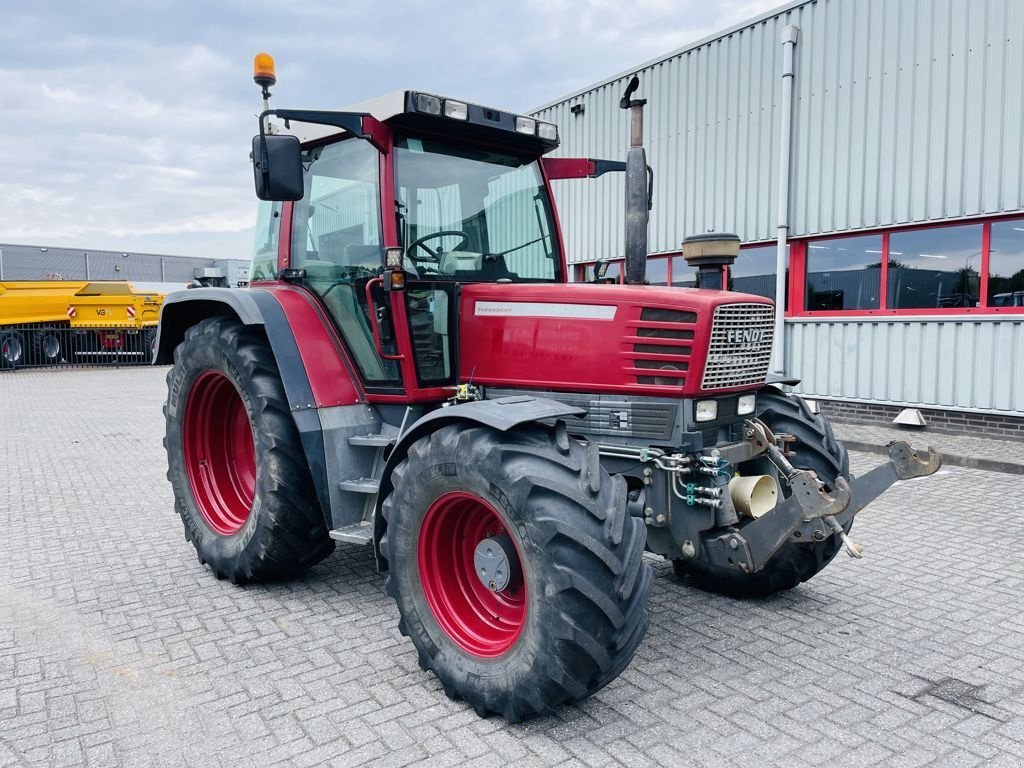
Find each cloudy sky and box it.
[1,0,782,260]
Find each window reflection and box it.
[888,224,981,309]
[646,257,668,286]
[989,220,1024,307]
[671,256,697,287]
[730,245,786,300]
[805,234,881,310]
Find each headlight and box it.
[694,400,718,423]
[414,93,442,115]
[537,122,558,141]
[737,394,756,415]
[515,116,537,135]
[443,100,468,120]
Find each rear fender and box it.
[155,286,358,530]
[372,396,586,569]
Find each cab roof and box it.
[282,89,560,155]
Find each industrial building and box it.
[533,0,1024,434]
[0,243,250,289]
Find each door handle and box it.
[365,277,404,360]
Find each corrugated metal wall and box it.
[0,244,247,284]
[786,318,1024,415]
[534,0,1024,264]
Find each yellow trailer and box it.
[0,281,167,367]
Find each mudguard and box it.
[154,286,340,529]
[372,396,587,569]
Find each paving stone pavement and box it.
[2,367,1023,768]
[831,421,1024,474]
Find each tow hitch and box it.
[703,425,942,574]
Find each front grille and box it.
[700,303,774,390]
[629,308,696,386]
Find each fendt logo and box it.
[725,327,766,346]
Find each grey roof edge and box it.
[529,0,811,114]
[0,242,242,262]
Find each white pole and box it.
[772,25,799,375]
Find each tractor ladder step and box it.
[338,477,380,494]
[329,522,373,545]
[348,433,394,447]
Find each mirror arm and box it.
[544,158,654,210]
[259,109,387,152]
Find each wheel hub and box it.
[473,534,521,593]
[418,492,526,658]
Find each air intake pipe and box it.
[621,76,648,285]
[681,233,740,291]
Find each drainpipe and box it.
[772,25,798,375]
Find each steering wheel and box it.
[406,230,471,263]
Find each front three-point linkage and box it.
[750,419,942,559]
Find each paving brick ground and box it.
[832,421,1024,475]
[2,367,1023,767]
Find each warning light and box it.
[253,52,276,90]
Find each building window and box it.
[646,257,668,285]
[805,234,881,311]
[671,256,697,287]
[730,245,785,300]
[887,224,982,309]
[988,219,1024,307]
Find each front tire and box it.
[382,422,653,722]
[674,387,851,597]
[164,317,334,583]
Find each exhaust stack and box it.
[621,77,648,285]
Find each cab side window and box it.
[289,139,400,387]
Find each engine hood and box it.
[458,283,775,398]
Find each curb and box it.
[841,439,1024,476]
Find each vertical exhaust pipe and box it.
[621,76,648,285]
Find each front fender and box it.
[372,396,586,569]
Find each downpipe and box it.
[771,25,799,375]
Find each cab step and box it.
[329,522,373,545]
[348,433,394,448]
[338,477,380,494]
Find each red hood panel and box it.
[458,283,774,397]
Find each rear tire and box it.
[164,317,334,583]
[0,330,26,368]
[673,387,851,597]
[382,422,652,722]
[34,328,64,364]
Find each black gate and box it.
[0,323,156,370]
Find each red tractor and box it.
[155,56,940,721]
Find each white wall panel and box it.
[785,317,1024,415]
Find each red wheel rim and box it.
[418,492,527,658]
[183,370,256,535]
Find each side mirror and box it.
[252,134,303,201]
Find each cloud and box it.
[0,0,788,258]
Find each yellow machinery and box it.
[0,281,166,367]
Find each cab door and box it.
[288,137,403,391]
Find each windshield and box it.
[394,136,562,282]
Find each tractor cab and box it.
[251,85,571,398]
